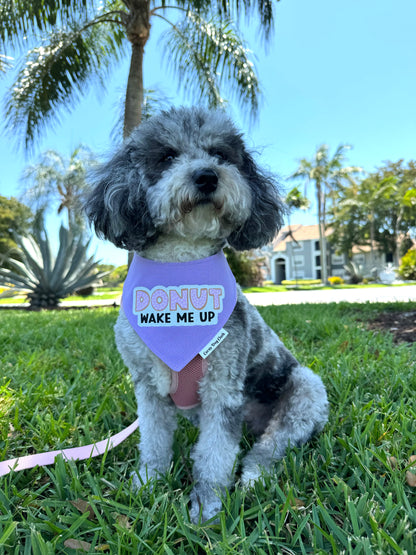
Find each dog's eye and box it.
[160,150,177,164]
[209,149,228,162]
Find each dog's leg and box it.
[189,403,243,523]
[131,383,177,488]
[241,365,328,486]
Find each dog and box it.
[85,106,328,523]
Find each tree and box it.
[283,186,310,283]
[373,160,416,265]
[20,146,98,232]
[0,195,33,266]
[1,1,278,147]
[330,160,416,269]
[290,144,361,283]
[330,175,396,271]
[285,186,310,214]
[326,178,364,261]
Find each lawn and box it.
[0,289,123,305]
[0,303,415,553]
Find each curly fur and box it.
[85,106,328,523]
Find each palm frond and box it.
[160,12,260,117]
[0,53,13,73]
[0,0,97,49]
[5,20,125,149]
[172,0,276,39]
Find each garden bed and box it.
[368,309,416,343]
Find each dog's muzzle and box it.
[193,168,218,196]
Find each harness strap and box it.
[169,355,208,409]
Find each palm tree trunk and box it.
[124,40,145,139]
[369,211,375,275]
[123,1,151,139]
[123,2,150,265]
[124,38,146,266]
[317,184,328,284]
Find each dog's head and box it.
[85,106,285,252]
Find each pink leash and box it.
[1,355,207,477]
[0,418,139,477]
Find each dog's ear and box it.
[85,144,158,252]
[227,152,286,250]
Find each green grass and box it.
[0,290,122,305]
[1,303,416,553]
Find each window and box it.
[331,254,344,265]
[315,255,321,266]
[314,241,320,251]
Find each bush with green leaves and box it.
[109,264,128,286]
[0,223,107,309]
[224,247,263,287]
[399,248,416,280]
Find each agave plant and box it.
[343,261,365,285]
[0,223,107,309]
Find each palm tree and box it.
[20,146,98,233]
[290,144,361,284]
[1,1,277,147]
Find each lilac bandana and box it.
[122,251,237,372]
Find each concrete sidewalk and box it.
[47,284,416,307]
[1,286,416,309]
[245,285,416,306]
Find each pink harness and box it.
[169,355,208,409]
[122,251,237,408]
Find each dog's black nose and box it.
[193,168,218,195]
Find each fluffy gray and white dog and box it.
[85,106,328,523]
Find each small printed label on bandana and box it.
[199,328,229,359]
[133,284,224,327]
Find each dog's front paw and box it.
[241,465,262,488]
[189,485,222,524]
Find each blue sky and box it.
[1,0,415,267]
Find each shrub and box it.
[328,276,345,286]
[109,265,128,285]
[224,247,263,287]
[398,248,416,280]
[281,279,322,286]
[75,285,96,297]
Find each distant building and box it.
[270,224,392,283]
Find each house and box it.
[269,224,392,283]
